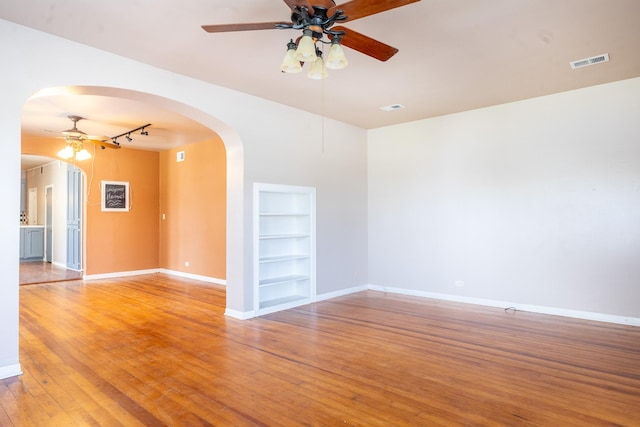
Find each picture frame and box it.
[101,180,130,212]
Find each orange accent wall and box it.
[22,136,159,275]
[85,147,160,274]
[22,135,226,279]
[159,138,226,279]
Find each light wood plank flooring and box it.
[2,274,639,426]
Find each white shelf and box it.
[259,254,309,263]
[259,233,309,239]
[259,274,310,287]
[254,183,316,316]
[260,294,309,310]
[259,212,308,216]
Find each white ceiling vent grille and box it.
[570,53,609,69]
[380,104,406,112]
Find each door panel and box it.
[67,165,82,271]
[46,186,53,262]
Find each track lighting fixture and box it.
[110,123,152,145]
[278,5,348,79]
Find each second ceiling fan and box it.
[202,0,420,77]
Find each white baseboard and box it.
[83,269,160,281]
[75,272,640,326]
[83,268,226,286]
[159,269,226,286]
[51,261,82,273]
[225,308,255,320]
[0,363,23,380]
[367,284,640,327]
[239,285,369,319]
[316,284,369,302]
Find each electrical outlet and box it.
[185,261,190,267]
[455,281,464,287]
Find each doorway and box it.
[19,161,83,285]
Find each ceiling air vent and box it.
[570,53,609,69]
[380,104,406,112]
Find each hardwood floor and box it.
[3,274,640,426]
[19,261,82,286]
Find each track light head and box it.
[126,133,133,142]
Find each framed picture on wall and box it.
[101,180,130,212]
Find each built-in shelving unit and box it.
[254,183,316,315]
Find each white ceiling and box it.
[3,0,640,168]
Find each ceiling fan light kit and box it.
[203,0,421,80]
[57,140,92,161]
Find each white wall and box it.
[0,19,368,378]
[243,116,368,297]
[368,77,640,319]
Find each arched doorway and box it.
[21,85,245,314]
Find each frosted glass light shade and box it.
[326,42,348,70]
[58,143,91,161]
[308,57,328,80]
[294,34,318,63]
[57,145,74,159]
[75,148,92,161]
[280,48,302,73]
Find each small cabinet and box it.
[20,227,44,260]
[254,183,316,315]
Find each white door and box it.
[67,165,82,271]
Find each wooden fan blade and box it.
[86,139,121,149]
[331,0,420,22]
[283,0,315,15]
[332,26,398,61]
[86,135,110,141]
[202,22,289,33]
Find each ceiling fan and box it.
[202,0,420,76]
[55,115,120,161]
[60,115,120,149]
